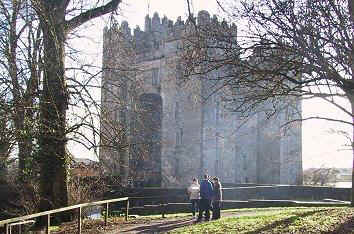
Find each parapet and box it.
[104,10,237,53]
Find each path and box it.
[106,210,262,234]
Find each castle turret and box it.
[145,15,152,31]
[162,16,168,26]
[152,12,161,31]
[197,10,210,25]
[120,21,131,38]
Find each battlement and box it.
[104,10,237,54]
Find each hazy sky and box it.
[69,0,353,170]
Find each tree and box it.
[0,100,14,179]
[182,0,354,205]
[303,168,340,186]
[28,0,122,211]
[0,0,41,180]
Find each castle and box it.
[100,11,303,187]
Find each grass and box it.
[169,207,354,233]
[48,207,354,233]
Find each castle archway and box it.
[132,93,162,187]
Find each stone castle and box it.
[100,11,303,187]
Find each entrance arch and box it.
[132,93,162,187]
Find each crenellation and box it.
[105,10,242,44]
[152,12,161,27]
[197,10,210,25]
[211,14,219,27]
[176,16,184,26]
[120,21,131,38]
[107,10,242,56]
[145,15,152,32]
[162,15,168,25]
[221,19,228,29]
[133,25,142,37]
[168,19,174,28]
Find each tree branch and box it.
[66,0,121,31]
[281,116,353,128]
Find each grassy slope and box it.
[169,207,354,234]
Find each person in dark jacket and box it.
[211,177,222,220]
[197,174,214,221]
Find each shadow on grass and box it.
[323,215,354,234]
[245,209,325,234]
[120,217,195,233]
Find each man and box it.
[211,177,222,220]
[197,174,213,221]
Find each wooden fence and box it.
[0,197,129,234]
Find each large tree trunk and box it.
[32,0,122,216]
[38,8,69,212]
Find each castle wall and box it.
[100,11,303,187]
[279,98,303,185]
[234,115,258,183]
[256,110,281,184]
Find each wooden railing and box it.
[0,197,129,234]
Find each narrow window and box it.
[152,68,160,86]
[179,128,183,145]
[175,102,179,121]
[176,127,183,145]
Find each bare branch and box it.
[66,0,121,31]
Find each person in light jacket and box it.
[187,178,200,217]
[211,177,222,220]
[197,174,214,221]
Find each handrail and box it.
[0,197,128,226]
[0,197,129,234]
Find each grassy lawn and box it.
[169,207,354,234]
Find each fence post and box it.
[125,199,129,221]
[77,207,82,234]
[161,204,167,218]
[46,214,50,234]
[105,203,109,226]
[161,204,164,218]
[5,223,8,234]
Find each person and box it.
[197,174,213,221]
[212,177,222,220]
[187,178,200,217]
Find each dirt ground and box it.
[105,210,259,234]
[50,210,257,234]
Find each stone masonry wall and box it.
[100,10,303,187]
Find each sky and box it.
[69,0,353,170]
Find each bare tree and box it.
[0,1,144,222]
[0,99,15,179]
[0,0,42,180]
[26,0,123,212]
[183,0,353,205]
[303,168,340,186]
